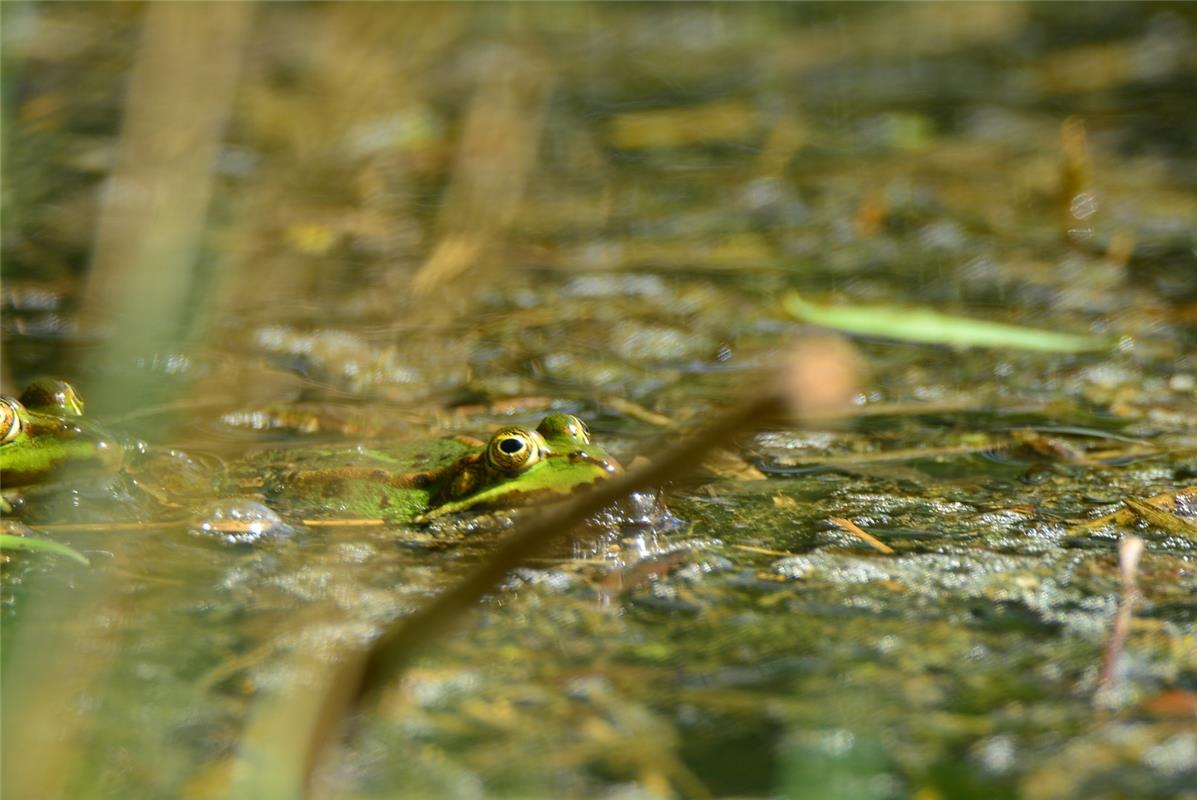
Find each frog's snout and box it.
[568,451,620,474]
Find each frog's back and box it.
[229,437,476,522]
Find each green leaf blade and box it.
[0,533,90,565]
[784,292,1114,352]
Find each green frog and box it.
[2,381,620,525]
[242,413,620,522]
[1,379,123,498]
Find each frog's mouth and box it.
[418,450,621,522]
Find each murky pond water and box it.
[3,4,1196,799]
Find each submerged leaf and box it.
[0,533,90,565]
[783,292,1113,352]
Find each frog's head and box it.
[421,414,620,519]
[0,382,122,489]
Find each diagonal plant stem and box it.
[244,340,860,797]
[357,393,787,697]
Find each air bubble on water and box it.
[189,499,293,545]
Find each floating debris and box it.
[1122,497,1197,539]
[608,100,759,150]
[1070,487,1197,537]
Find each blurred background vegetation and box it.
[2,3,1196,799]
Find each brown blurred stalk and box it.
[78,1,253,411]
[411,46,551,295]
[2,5,252,799]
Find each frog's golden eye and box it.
[1,399,24,445]
[486,427,543,473]
[536,414,591,444]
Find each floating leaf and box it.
[784,292,1114,352]
[0,533,90,565]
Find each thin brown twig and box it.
[27,520,186,534]
[730,544,799,558]
[829,517,896,554]
[301,518,387,528]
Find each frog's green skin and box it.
[1,379,123,492]
[245,413,620,522]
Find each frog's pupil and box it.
[499,437,524,454]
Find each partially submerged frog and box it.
[1,379,123,503]
[243,413,620,523]
[2,389,622,526]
